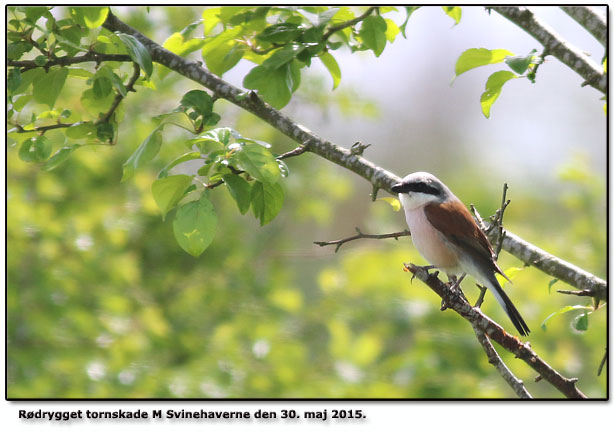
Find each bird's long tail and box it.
[486,275,530,336]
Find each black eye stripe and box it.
[392,182,440,195]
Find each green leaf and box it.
[257,23,302,43]
[319,52,341,90]
[34,55,47,66]
[158,152,202,179]
[71,6,109,28]
[12,94,32,112]
[251,181,284,226]
[66,122,97,139]
[505,49,538,75]
[7,68,22,94]
[201,26,244,58]
[277,159,289,178]
[442,6,462,25]
[67,68,94,79]
[547,278,559,294]
[32,67,69,108]
[203,41,244,77]
[18,136,52,163]
[480,70,517,118]
[384,19,400,42]
[93,77,113,99]
[152,174,194,220]
[223,174,252,214]
[7,41,34,61]
[200,127,232,146]
[96,122,115,142]
[12,68,43,96]
[454,48,515,77]
[540,305,592,331]
[163,32,207,57]
[180,90,213,117]
[243,63,295,109]
[377,197,401,212]
[399,7,420,38]
[81,88,115,117]
[173,195,218,257]
[20,6,50,23]
[117,33,153,79]
[235,143,281,184]
[44,145,77,171]
[202,8,221,35]
[573,313,589,331]
[121,125,164,181]
[263,44,305,69]
[495,266,524,287]
[359,15,387,57]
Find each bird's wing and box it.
[424,200,508,279]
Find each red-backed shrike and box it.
[392,172,530,336]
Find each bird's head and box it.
[391,171,451,210]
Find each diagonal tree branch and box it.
[491,6,606,93]
[560,6,607,48]
[406,263,586,398]
[101,11,606,301]
[488,229,607,301]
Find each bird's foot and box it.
[441,273,468,310]
[403,264,436,283]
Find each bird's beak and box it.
[391,182,405,193]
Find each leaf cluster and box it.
[453,47,543,118]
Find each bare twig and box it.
[492,6,606,93]
[492,183,510,258]
[314,228,410,253]
[322,7,378,42]
[560,6,606,48]
[98,62,140,125]
[473,327,532,398]
[556,289,600,297]
[9,121,77,134]
[277,145,308,160]
[597,348,607,376]
[406,263,586,398]
[8,52,132,72]
[475,285,488,308]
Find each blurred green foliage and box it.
[7,6,606,399]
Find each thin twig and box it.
[8,52,132,72]
[556,289,598,297]
[314,228,410,253]
[597,348,607,376]
[9,121,77,134]
[322,7,378,42]
[493,183,510,258]
[277,145,308,160]
[473,326,532,398]
[98,62,140,125]
[475,285,488,308]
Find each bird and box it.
[391,172,530,336]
